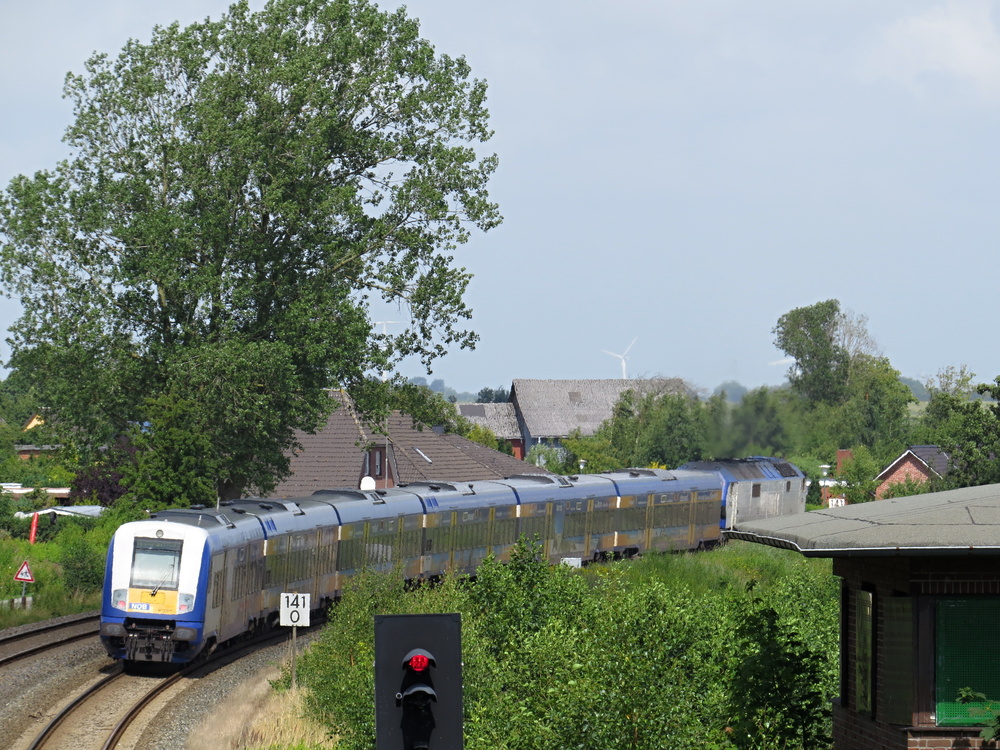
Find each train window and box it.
[131,537,183,591]
[212,570,225,608]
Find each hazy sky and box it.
[2,0,999,394]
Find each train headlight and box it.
[112,589,128,610]
[177,593,195,613]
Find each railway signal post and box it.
[374,613,462,750]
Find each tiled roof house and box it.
[509,378,688,452]
[874,445,949,499]
[457,402,525,458]
[266,391,551,498]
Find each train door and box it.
[517,502,551,560]
[204,552,225,640]
[421,510,454,576]
[246,541,264,627]
[221,545,248,642]
[454,507,488,572]
[490,505,518,563]
[726,483,740,528]
[316,525,339,599]
[397,514,422,580]
[263,535,289,615]
[365,519,396,572]
[337,523,364,580]
[591,494,616,557]
[687,492,698,547]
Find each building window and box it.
[935,598,1000,725]
[374,449,382,477]
[752,483,761,498]
[855,589,874,716]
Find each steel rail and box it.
[0,612,99,648]
[27,670,125,750]
[25,617,321,750]
[101,629,297,750]
[0,615,101,669]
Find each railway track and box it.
[22,627,299,750]
[0,612,100,667]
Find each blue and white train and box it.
[99,457,805,664]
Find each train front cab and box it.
[100,519,214,664]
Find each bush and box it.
[57,524,105,593]
[292,541,838,749]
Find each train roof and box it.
[307,487,427,523]
[678,457,804,481]
[147,506,260,530]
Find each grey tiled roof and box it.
[511,378,687,438]
[457,402,521,440]
[725,483,1000,555]
[438,433,545,476]
[909,445,950,476]
[267,391,550,498]
[384,412,551,484]
[268,391,370,497]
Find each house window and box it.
[751,483,761,498]
[374,449,383,477]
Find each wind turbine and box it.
[372,321,401,382]
[602,337,637,379]
[373,320,402,336]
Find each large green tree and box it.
[933,378,1000,489]
[599,388,708,469]
[837,355,914,453]
[0,0,500,499]
[772,300,851,406]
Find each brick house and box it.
[726,485,1000,750]
[874,445,949,499]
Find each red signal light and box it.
[408,653,430,672]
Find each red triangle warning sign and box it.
[14,561,34,583]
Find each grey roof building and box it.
[457,402,521,440]
[725,484,1000,748]
[510,378,688,451]
[725,482,1000,555]
[267,391,550,498]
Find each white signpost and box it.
[280,593,310,627]
[281,593,310,690]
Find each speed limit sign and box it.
[280,593,311,627]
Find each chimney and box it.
[836,449,854,474]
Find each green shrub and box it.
[291,541,838,749]
[56,524,105,593]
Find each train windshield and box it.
[130,537,183,591]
